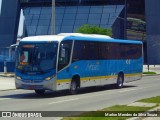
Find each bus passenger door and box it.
[57,40,73,90]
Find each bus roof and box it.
[20,35,66,42]
[58,33,112,39]
[20,33,142,44]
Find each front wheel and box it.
[116,74,124,89]
[70,80,78,95]
[35,90,45,95]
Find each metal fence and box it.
[0,47,16,62]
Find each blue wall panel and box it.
[77,6,90,13]
[145,0,160,64]
[0,0,20,47]
[23,5,124,36]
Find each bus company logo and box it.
[2,112,12,117]
[86,63,100,71]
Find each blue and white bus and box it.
[15,33,143,95]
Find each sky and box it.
[18,10,25,37]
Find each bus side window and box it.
[72,41,84,62]
[58,40,72,71]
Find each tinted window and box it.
[72,41,84,61]
[120,43,142,59]
[83,42,99,60]
[99,42,119,59]
[72,40,142,62]
[72,41,99,62]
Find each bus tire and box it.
[70,80,78,95]
[116,73,124,89]
[70,76,80,95]
[35,90,45,95]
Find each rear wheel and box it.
[35,90,45,95]
[116,74,124,88]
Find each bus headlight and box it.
[16,76,22,80]
[45,76,53,81]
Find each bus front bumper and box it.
[15,79,55,91]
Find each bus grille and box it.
[22,80,43,83]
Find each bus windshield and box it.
[16,42,58,73]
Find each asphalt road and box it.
[0,75,160,119]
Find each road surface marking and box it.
[71,87,149,100]
[76,88,137,99]
[0,98,11,101]
[49,98,79,104]
[118,88,137,93]
[48,85,160,104]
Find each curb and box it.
[0,74,14,77]
[142,74,160,77]
[0,89,16,92]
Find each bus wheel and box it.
[116,74,124,89]
[70,80,78,95]
[35,90,45,95]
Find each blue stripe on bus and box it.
[57,58,143,80]
[64,36,142,44]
